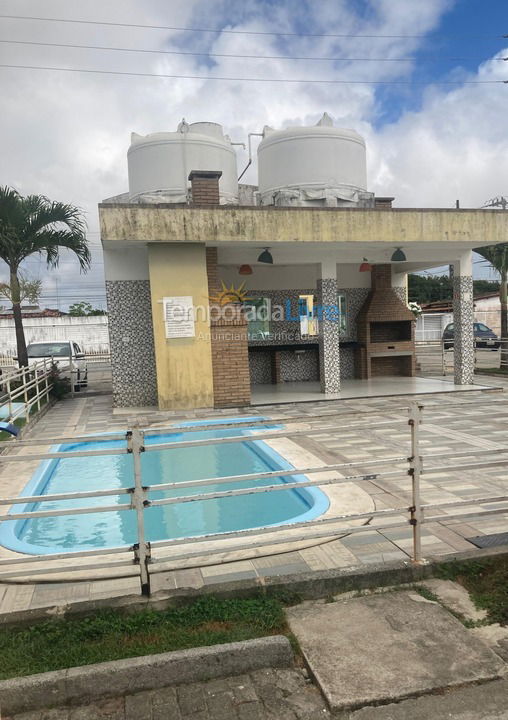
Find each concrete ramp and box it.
[287,591,505,712]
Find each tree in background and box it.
[0,186,89,366]
[0,273,42,307]
[408,274,500,305]
[68,301,106,316]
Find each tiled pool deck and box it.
[1,377,507,615]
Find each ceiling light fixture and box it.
[391,247,406,262]
[238,264,253,275]
[359,257,372,272]
[257,247,273,264]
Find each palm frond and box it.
[0,187,89,271]
[475,243,508,275]
[27,229,91,271]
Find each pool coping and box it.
[0,418,330,557]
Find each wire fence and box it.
[0,403,506,595]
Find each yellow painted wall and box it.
[148,243,214,409]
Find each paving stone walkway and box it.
[6,668,330,719]
[1,379,508,614]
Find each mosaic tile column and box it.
[318,277,341,393]
[453,275,475,384]
[105,280,158,407]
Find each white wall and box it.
[0,315,110,354]
[474,297,501,334]
[218,262,372,290]
[103,247,149,281]
[219,264,318,290]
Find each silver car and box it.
[26,341,88,390]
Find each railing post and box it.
[408,402,424,564]
[34,363,41,412]
[6,377,12,419]
[441,340,445,376]
[22,365,30,425]
[501,338,508,370]
[69,346,75,398]
[127,426,151,596]
[44,358,50,404]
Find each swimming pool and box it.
[0,418,329,555]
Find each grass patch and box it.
[0,595,287,680]
[435,557,508,626]
[0,416,26,442]
[475,367,508,376]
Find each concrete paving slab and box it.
[342,678,508,719]
[470,624,508,662]
[421,578,488,622]
[286,591,505,712]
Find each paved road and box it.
[7,672,508,719]
[6,669,330,719]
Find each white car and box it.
[26,341,88,390]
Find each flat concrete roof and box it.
[99,205,508,249]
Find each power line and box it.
[0,38,503,63]
[0,63,504,84]
[0,14,504,39]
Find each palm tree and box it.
[0,187,89,366]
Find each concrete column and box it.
[453,250,474,385]
[391,269,408,305]
[318,259,340,393]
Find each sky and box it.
[0,0,507,310]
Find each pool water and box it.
[0,423,328,554]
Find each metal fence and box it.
[0,402,506,596]
[0,350,110,367]
[416,338,508,375]
[0,360,54,426]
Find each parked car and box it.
[25,341,88,389]
[442,322,501,350]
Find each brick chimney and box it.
[188,170,222,206]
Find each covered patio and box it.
[100,198,508,411]
[250,376,490,405]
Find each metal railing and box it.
[0,359,54,427]
[0,402,506,596]
[416,338,508,376]
[0,350,110,368]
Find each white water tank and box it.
[127,120,239,204]
[257,113,368,207]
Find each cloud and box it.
[370,51,508,206]
[0,0,506,305]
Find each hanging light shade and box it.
[238,264,253,275]
[257,248,273,264]
[391,247,407,262]
[359,257,372,272]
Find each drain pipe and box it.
[238,132,263,181]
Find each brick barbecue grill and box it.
[355,265,416,379]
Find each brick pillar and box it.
[206,247,220,296]
[453,253,474,385]
[318,276,341,393]
[188,170,222,206]
[206,246,251,407]
[374,197,394,209]
[210,305,251,408]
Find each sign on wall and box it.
[163,296,195,339]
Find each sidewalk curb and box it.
[1,548,507,628]
[0,635,293,716]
